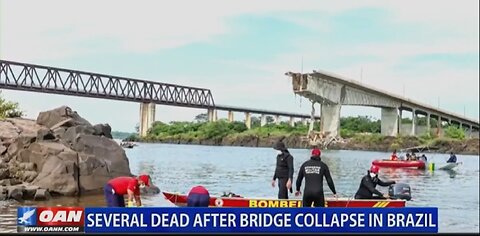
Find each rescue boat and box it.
[162,192,406,208]
[372,159,426,169]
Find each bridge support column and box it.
[381,108,399,137]
[320,104,341,137]
[426,113,431,135]
[411,109,417,136]
[436,116,442,137]
[260,114,267,127]
[289,117,295,127]
[207,109,217,122]
[275,115,280,125]
[245,112,251,129]
[227,111,234,123]
[139,102,156,137]
[302,118,308,126]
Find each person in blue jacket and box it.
[447,152,457,163]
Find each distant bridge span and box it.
[0,60,318,136]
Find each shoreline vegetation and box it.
[121,114,479,156]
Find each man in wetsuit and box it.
[354,166,395,199]
[272,140,294,199]
[187,185,210,207]
[104,174,151,207]
[295,148,337,207]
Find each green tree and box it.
[0,91,23,118]
[444,125,465,140]
[194,113,208,123]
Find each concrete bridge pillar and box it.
[411,109,417,136]
[227,111,234,123]
[469,125,473,138]
[436,116,442,137]
[207,109,217,122]
[260,114,267,127]
[301,118,308,126]
[275,115,280,125]
[426,113,431,134]
[320,103,341,137]
[381,108,399,136]
[245,112,251,129]
[289,117,295,127]
[139,102,156,137]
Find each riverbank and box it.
[134,133,479,155]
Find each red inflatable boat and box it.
[372,159,426,169]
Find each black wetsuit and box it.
[354,172,395,199]
[295,156,336,207]
[273,150,294,199]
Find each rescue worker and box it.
[447,152,457,163]
[104,174,150,207]
[272,140,294,199]
[295,148,337,207]
[390,150,398,161]
[187,185,210,207]
[354,166,395,199]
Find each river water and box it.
[1,143,478,233]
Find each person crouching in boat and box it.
[295,148,337,207]
[104,174,150,207]
[272,140,294,199]
[354,166,395,200]
[187,186,210,207]
[390,150,398,161]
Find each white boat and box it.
[438,162,461,170]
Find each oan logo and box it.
[36,207,85,226]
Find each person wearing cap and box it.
[272,139,294,199]
[295,148,337,207]
[354,166,395,199]
[187,185,210,207]
[103,174,151,207]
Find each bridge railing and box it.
[0,60,215,108]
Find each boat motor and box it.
[388,183,412,201]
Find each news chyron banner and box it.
[17,207,438,233]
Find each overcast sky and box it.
[1,0,478,132]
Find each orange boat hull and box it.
[163,192,406,208]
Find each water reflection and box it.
[0,144,478,233]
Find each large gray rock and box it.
[63,125,96,144]
[36,128,56,141]
[6,118,44,139]
[0,106,134,199]
[93,124,112,139]
[0,121,20,140]
[7,185,24,201]
[34,188,51,201]
[74,134,131,193]
[0,168,9,179]
[0,144,7,155]
[36,106,91,129]
[31,154,78,196]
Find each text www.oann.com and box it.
[24,226,81,232]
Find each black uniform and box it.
[273,150,294,199]
[354,172,395,199]
[295,156,336,207]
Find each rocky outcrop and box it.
[0,106,134,201]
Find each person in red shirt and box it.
[103,174,151,207]
[390,150,398,161]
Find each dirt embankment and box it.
[141,134,479,155]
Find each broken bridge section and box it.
[285,70,479,142]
